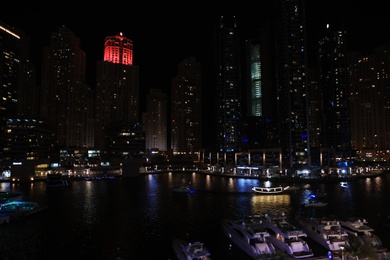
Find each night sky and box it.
[2,0,390,147]
[4,1,390,87]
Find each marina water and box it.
[1,172,390,259]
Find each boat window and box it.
[330,226,339,231]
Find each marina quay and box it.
[1,157,388,183]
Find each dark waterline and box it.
[1,172,390,259]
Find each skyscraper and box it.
[0,20,38,168]
[247,38,262,117]
[318,23,350,158]
[244,26,278,150]
[171,56,201,157]
[40,25,88,148]
[215,16,243,164]
[349,45,390,152]
[275,0,310,169]
[143,88,167,152]
[95,33,140,151]
[0,21,23,125]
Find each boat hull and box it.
[221,219,280,259]
[262,213,313,259]
[252,186,289,194]
[46,173,70,188]
[172,238,211,260]
[265,236,313,259]
[339,218,387,252]
[0,191,23,204]
[298,218,348,254]
[172,239,189,260]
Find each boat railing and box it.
[328,234,349,242]
[286,230,306,237]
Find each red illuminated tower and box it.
[103,32,133,65]
[95,33,140,152]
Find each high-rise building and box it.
[306,68,333,167]
[40,25,88,148]
[243,26,278,150]
[3,118,57,163]
[307,68,321,149]
[95,32,140,151]
[349,45,390,152]
[318,23,350,157]
[215,16,243,164]
[143,88,167,152]
[248,39,262,118]
[171,57,201,157]
[0,21,24,122]
[0,20,42,169]
[105,121,145,161]
[275,0,310,170]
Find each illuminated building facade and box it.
[143,88,167,152]
[0,20,39,168]
[349,46,390,152]
[105,121,145,160]
[243,26,278,150]
[3,118,57,163]
[215,16,243,164]
[0,21,21,127]
[171,57,201,156]
[95,33,140,152]
[103,32,133,65]
[248,39,262,118]
[276,0,310,169]
[0,21,22,165]
[40,25,88,148]
[318,23,351,157]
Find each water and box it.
[1,172,390,260]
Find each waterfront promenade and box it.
[140,167,388,183]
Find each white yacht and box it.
[297,217,349,255]
[339,217,387,252]
[172,238,212,260]
[252,186,289,194]
[221,216,280,259]
[261,212,313,259]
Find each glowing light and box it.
[0,25,20,39]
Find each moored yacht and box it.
[261,212,313,259]
[297,217,349,255]
[172,238,212,260]
[0,200,47,221]
[0,191,23,204]
[339,217,387,252]
[46,173,70,188]
[221,216,280,259]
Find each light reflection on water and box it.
[251,194,292,216]
[0,173,389,259]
